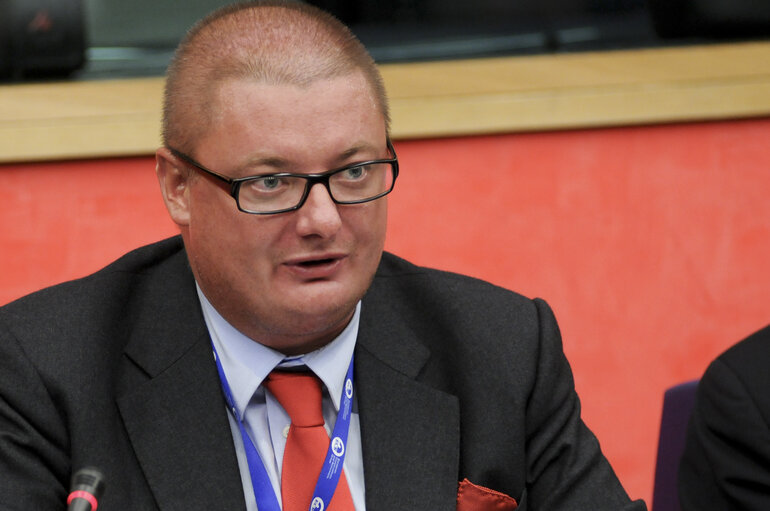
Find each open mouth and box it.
[297,258,336,267]
[284,253,346,277]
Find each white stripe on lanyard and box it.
[212,345,355,511]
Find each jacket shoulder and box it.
[0,237,192,361]
[1,236,186,312]
[718,324,770,367]
[706,324,770,400]
[374,251,534,306]
[369,251,551,361]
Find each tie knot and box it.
[264,370,325,427]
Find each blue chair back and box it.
[652,380,699,511]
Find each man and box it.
[0,2,644,510]
[678,324,770,510]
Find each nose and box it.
[294,183,342,238]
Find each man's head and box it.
[161,0,389,153]
[155,1,393,355]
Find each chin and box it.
[294,299,356,326]
[284,294,359,331]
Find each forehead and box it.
[195,72,387,165]
[214,70,380,113]
[211,73,385,142]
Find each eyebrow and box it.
[338,142,380,161]
[242,156,289,171]
[238,142,382,174]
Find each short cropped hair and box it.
[162,0,389,153]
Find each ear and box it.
[155,147,192,227]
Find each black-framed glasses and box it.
[168,140,399,215]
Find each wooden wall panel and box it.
[3,42,770,162]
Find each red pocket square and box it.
[456,478,518,511]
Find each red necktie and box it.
[264,371,355,511]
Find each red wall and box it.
[2,118,769,504]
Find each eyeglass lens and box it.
[236,161,395,213]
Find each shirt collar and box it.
[196,284,359,417]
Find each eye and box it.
[341,165,367,180]
[247,175,289,193]
[260,176,281,189]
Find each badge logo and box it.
[310,497,324,511]
[331,436,345,457]
[345,378,353,399]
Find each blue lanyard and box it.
[212,344,355,511]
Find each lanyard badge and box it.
[212,345,355,511]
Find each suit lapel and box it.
[356,299,461,511]
[112,246,461,510]
[116,250,246,510]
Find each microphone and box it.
[67,467,105,511]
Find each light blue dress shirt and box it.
[197,286,366,510]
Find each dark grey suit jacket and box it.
[678,324,770,510]
[0,237,644,510]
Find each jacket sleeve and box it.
[0,317,70,510]
[522,299,646,510]
[678,357,770,511]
